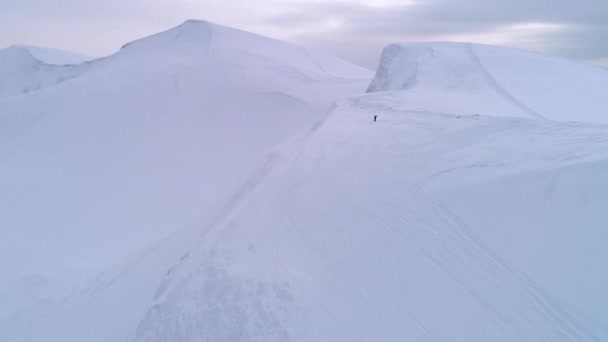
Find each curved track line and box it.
[273,248,357,341]
[279,182,440,342]
[358,108,605,340]
[465,43,546,120]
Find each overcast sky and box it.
[1,0,606,69]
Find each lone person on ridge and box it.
[374,115,377,122]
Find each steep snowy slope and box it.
[368,42,608,124]
[0,20,372,339]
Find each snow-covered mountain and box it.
[2,24,608,341]
[0,20,372,340]
[367,42,608,124]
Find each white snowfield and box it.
[2,22,608,341]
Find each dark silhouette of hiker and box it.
[374,115,377,122]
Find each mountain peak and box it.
[119,19,214,53]
[181,19,210,26]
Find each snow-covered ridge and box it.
[119,19,213,54]
[115,19,372,83]
[8,44,93,65]
[368,42,608,124]
[0,20,372,101]
[0,20,372,341]
[0,45,88,98]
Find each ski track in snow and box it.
[273,244,357,341]
[465,43,546,121]
[345,99,607,340]
[272,108,440,339]
[275,192,440,342]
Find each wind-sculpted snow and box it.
[134,267,295,342]
[368,42,608,124]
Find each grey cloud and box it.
[525,24,608,60]
[270,0,608,34]
[0,0,607,68]
[0,0,200,57]
[274,0,608,68]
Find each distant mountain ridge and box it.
[6,44,93,65]
[0,45,87,98]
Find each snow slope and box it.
[0,20,372,339]
[353,92,608,328]
[368,42,608,124]
[17,97,608,341]
[3,30,608,341]
[363,42,608,324]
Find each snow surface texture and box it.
[2,23,608,341]
[368,42,608,124]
